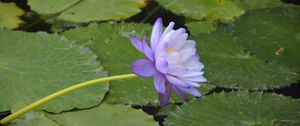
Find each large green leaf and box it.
[193,31,298,89]
[165,92,300,126]
[186,21,216,35]
[62,23,213,105]
[8,103,59,126]
[0,30,108,113]
[49,103,158,126]
[28,0,146,23]
[9,111,59,126]
[0,2,24,29]
[232,0,284,10]
[158,0,244,23]
[231,7,300,73]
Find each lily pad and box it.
[231,7,300,73]
[158,0,244,23]
[8,103,59,126]
[28,0,146,23]
[186,21,216,35]
[0,30,108,113]
[165,92,300,126]
[232,0,284,10]
[49,103,158,126]
[193,31,298,89]
[0,2,24,29]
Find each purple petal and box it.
[161,22,174,39]
[182,80,201,87]
[178,28,186,34]
[130,35,143,52]
[166,75,200,87]
[178,87,202,97]
[165,75,189,88]
[131,59,155,77]
[158,83,172,107]
[155,42,168,58]
[182,73,207,82]
[179,48,196,62]
[154,71,166,94]
[184,55,204,71]
[168,31,188,51]
[182,40,196,51]
[150,18,162,50]
[168,65,188,76]
[173,86,188,101]
[141,36,154,61]
[155,57,168,74]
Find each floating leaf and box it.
[0,30,108,113]
[232,0,284,11]
[193,31,298,89]
[62,23,213,105]
[231,7,300,73]
[158,0,244,23]
[186,21,216,35]
[8,103,59,126]
[165,92,300,126]
[9,111,59,126]
[0,2,24,29]
[28,0,146,23]
[49,103,158,126]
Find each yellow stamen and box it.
[167,48,175,52]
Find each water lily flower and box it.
[130,18,207,107]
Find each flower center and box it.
[167,48,175,52]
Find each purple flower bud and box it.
[130,18,207,107]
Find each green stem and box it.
[0,74,138,125]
